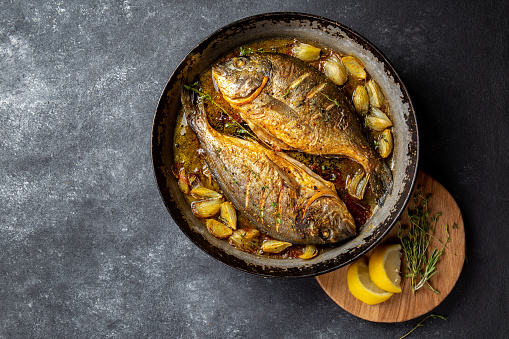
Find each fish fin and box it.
[276,151,337,193]
[263,153,300,193]
[181,83,214,139]
[181,84,202,130]
[369,160,393,205]
[248,121,293,151]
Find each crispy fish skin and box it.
[212,53,393,204]
[181,86,356,245]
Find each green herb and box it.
[215,148,222,153]
[283,89,291,98]
[241,165,258,178]
[330,173,337,181]
[183,83,258,140]
[397,190,450,294]
[272,202,278,208]
[261,184,269,190]
[239,46,265,56]
[399,314,446,339]
[320,91,341,108]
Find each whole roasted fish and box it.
[181,86,356,245]
[212,52,392,204]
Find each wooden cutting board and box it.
[316,171,465,323]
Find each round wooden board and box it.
[316,171,465,323]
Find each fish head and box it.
[297,193,356,244]
[212,54,271,102]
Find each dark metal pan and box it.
[152,12,418,277]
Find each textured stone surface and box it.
[1,1,508,338]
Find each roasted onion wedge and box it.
[229,228,261,253]
[347,170,370,200]
[220,201,237,230]
[206,219,233,239]
[366,107,393,131]
[323,55,348,86]
[292,42,321,62]
[377,129,393,158]
[190,186,223,200]
[191,198,223,218]
[261,240,292,253]
[366,79,385,108]
[341,55,366,79]
[353,85,369,115]
[299,245,318,259]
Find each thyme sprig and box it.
[239,46,266,56]
[399,314,446,339]
[320,91,341,107]
[397,190,451,294]
[183,82,257,140]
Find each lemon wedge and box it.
[368,244,402,293]
[347,257,393,305]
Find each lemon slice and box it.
[347,257,393,305]
[368,244,402,293]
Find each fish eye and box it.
[320,229,332,240]
[234,58,246,68]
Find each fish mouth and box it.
[298,192,356,243]
[317,215,356,243]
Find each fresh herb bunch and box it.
[397,190,453,294]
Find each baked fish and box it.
[212,52,392,204]
[181,85,356,245]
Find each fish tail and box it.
[181,84,209,137]
[368,159,393,205]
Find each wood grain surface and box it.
[316,171,465,323]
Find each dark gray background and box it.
[1,1,508,338]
